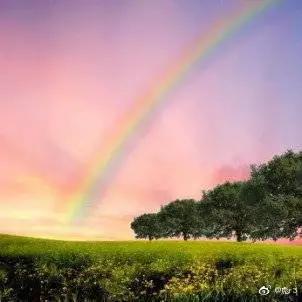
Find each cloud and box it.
[211,164,250,185]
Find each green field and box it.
[0,234,301,301]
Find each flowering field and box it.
[0,235,301,301]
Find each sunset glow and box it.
[1,0,301,239]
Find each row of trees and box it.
[131,150,302,241]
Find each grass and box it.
[0,234,301,301]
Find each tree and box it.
[251,150,302,197]
[130,213,162,241]
[250,150,302,239]
[199,182,254,242]
[159,199,200,240]
[238,177,268,241]
[252,194,301,240]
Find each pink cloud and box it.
[211,164,250,185]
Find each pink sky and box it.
[0,1,301,239]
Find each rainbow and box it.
[67,0,281,222]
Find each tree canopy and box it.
[199,182,253,241]
[250,150,302,240]
[130,213,162,241]
[159,199,200,240]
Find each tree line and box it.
[131,150,302,241]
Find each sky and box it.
[0,0,301,240]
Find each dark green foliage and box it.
[159,199,201,240]
[199,182,253,242]
[131,213,163,240]
[250,150,302,240]
[251,150,302,197]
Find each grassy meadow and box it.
[0,234,301,301]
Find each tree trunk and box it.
[148,235,153,241]
[235,230,243,242]
[183,233,189,241]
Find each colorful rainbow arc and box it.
[67,0,281,222]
